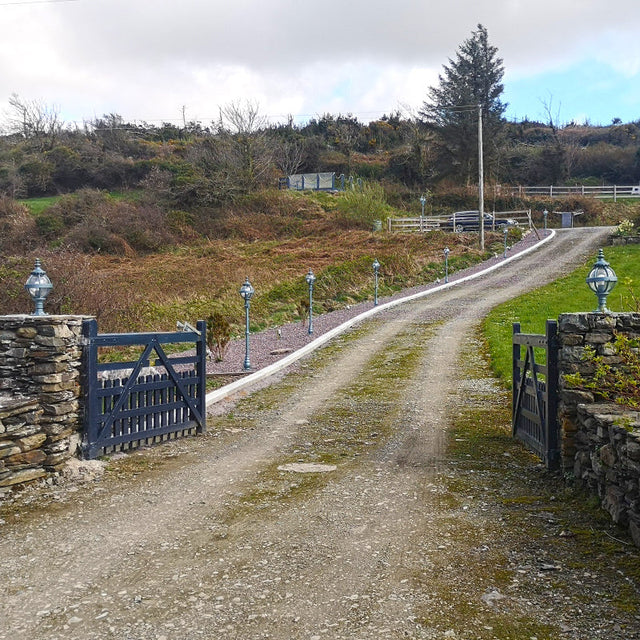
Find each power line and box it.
[0,0,79,5]
[428,103,479,112]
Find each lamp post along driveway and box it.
[305,269,316,335]
[239,277,254,370]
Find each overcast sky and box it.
[1,0,639,129]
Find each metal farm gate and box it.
[82,319,207,459]
[512,320,560,470]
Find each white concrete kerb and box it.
[206,230,556,407]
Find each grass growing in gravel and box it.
[413,334,640,639]
[209,320,436,523]
[483,243,640,385]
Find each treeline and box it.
[1,97,639,205]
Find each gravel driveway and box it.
[2,227,639,640]
[205,229,550,380]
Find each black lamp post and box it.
[586,249,617,312]
[305,269,316,335]
[24,258,53,316]
[239,277,254,370]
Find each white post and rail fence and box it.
[387,210,533,233]
[506,185,640,201]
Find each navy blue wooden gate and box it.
[512,320,560,470]
[82,319,207,459]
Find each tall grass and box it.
[483,244,640,385]
[335,182,392,228]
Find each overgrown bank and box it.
[1,188,506,334]
[5,184,638,339]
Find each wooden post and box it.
[478,104,485,252]
[196,320,207,434]
[82,318,99,459]
[545,320,560,469]
[512,322,521,434]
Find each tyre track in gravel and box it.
[0,228,610,639]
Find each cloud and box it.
[0,0,639,125]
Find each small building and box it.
[279,172,343,192]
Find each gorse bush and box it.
[614,219,636,237]
[22,188,190,254]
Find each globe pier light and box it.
[305,269,316,335]
[24,258,53,316]
[239,277,254,370]
[586,249,617,313]
[372,258,380,306]
[443,247,450,284]
[543,209,549,230]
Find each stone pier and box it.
[0,315,89,490]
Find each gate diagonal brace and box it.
[97,339,203,441]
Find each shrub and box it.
[335,182,392,229]
[0,255,32,315]
[296,297,310,326]
[0,196,38,253]
[42,190,180,254]
[0,249,138,327]
[206,312,232,361]
[45,188,112,227]
[613,219,636,237]
[35,213,65,238]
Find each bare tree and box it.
[215,100,274,191]
[276,140,305,177]
[5,93,63,150]
[216,99,266,135]
[540,94,562,137]
[540,95,568,183]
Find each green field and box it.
[18,190,142,216]
[483,243,640,385]
[18,195,61,215]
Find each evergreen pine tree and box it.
[420,24,506,184]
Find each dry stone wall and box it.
[557,312,640,546]
[0,315,89,491]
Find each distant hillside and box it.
[1,110,638,205]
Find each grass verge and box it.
[483,242,640,385]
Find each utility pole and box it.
[478,103,485,252]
